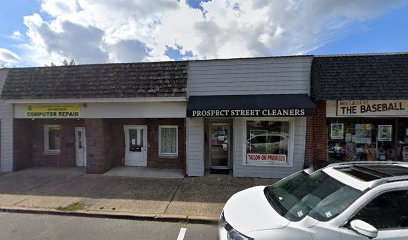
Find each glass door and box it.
[209,123,230,169]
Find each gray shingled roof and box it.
[311,53,408,100]
[1,61,187,99]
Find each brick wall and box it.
[305,101,328,164]
[85,119,114,174]
[110,118,185,170]
[146,119,185,169]
[13,118,185,173]
[30,119,85,167]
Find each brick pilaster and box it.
[305,101,328,164]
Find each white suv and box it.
[219,161,408,240]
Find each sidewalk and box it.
[0,168,277,223]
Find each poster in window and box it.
[378,125,392,141]
[345,133,352,143]
[330,123,344,140]
[355,124,372,144]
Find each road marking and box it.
[177,227,187,240]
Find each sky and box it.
[1,0,408,67]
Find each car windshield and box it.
[264,170,362,222]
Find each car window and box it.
[352,190,408,230]
[269,136,283,142]
[251,136,267,144]
[265,171,362,222]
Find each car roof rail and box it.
[329,161,406,167]
[371,175,408,188]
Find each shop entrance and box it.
[207,121,232,171]
[124,125,147,167]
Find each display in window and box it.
[330,123,344,140]
[378,125,392,141]
[354,124,372,144]
[328,121,399,162]
[246,121,289,164]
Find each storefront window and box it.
[246,120,290,165]
[44,125,61,154]
[159,126,178,157]
[327,119,400,162]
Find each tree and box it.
[45,59,76,67]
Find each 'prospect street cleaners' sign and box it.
[190,109,306,117]
[25,104,81,118]
[337,100,408,116]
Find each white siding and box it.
[186,117,205,176]
[233,117,306,178]
[188,56,312,96]
[0,69,13,172]
[186,56,311,178]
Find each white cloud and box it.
[10,31,24,41]
[0,48,22,65]
[15,0,408,66]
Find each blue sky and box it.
[1,0,408,67]
[311,3,408,55]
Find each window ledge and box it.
[159,154,178,158]
[44,151,61,156]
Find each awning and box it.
[187,94,315,117]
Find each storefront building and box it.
[309,54,408,164]
[0,62,187,174]
[186,56,315,178]
[4,53,404,177]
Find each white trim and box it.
[5,97,187,104]
[158,125,179,157]
[242,117,295,168]
[74,127,87,167]
[43,125,61,155]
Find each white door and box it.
[124,125,147,166]
[75,127,87,167]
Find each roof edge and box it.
[4,97,187,104]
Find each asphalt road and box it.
[0,212,219,240]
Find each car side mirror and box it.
[349,219,378,239]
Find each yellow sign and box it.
[25,104,81,118]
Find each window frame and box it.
[242,117,295,167]
[158,125,178,157]
[43,125,61,155]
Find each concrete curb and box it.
[0,207,219,224]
